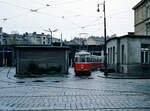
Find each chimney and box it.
[128,32,135,35]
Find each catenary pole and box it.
[97,0,108,76]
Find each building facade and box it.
[84,36,104,45]
[133,0,150,35]
[107,34,150,75]
[23,32,60,45]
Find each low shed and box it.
[107,34,150,75]
[15,45,69,74]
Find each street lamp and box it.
[44,28,58,46]
[97,1,108,76]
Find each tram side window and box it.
[80,56,86,62]
[87,57,91,62]
[100,59,102,62]
[93,58,95,62]
[75,57,79,62]
[91,58,93,62]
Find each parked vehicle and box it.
[74,51,104,75]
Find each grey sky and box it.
[0,0,141,40]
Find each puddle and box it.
[32,80,45,82]
[52,80,61,83]
[16,81,25,83]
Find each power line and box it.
[108,9,131,18]
[0,0,50,12]
[0,0,135,38]
[1,11,32,21]
[52,0,85,6]
[0,1,82,29]
[0,1,29,10]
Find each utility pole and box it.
[48,28,53,46]
[60,33,63,47]
[44,28,58,46]
[97,1,108,76]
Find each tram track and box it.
[6,67,18,81]
[0,79,148,96]
[0,67,17,84]
[0,67,7,72]
[21,82,150,96]
[0,67,150,96]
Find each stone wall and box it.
[134,0,150,35]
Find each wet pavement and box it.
[0,67,150,111]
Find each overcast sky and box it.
[0,0,141,40]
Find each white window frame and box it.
[141,48,149,64]
[146,6,150,18]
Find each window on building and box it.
[107,48,109,64]
[146,6,150,18]
[43,41,45,44]
[110,47,112,64]
[141,45,149,64]
[113,47,115,64]
[146,23,150,35]
[121,45,124,64]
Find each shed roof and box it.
[14,45,69,49]
[107,34,150,42]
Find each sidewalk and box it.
[98,72,150,79]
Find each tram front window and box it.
[80,56,90,62]
[87,57,91,62]
[80,56,86,62]
[75,57,79,62]
[75,55,90,63]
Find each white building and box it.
[23,32,60,45]
[84,36,104,45]
[107,34,150,75]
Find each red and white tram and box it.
[74,51,104,75]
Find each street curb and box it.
[97,75,150,79]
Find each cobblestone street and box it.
[0,67,150,111]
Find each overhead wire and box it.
[52,0,85,6]
[3,11,32,21]
[80,18,100,29]
[0,0,29,10]
[0,0,83,27]
[0,0,100,29]
[0,0,134,36]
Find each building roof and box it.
[70,37,85,45]
[88,36,104,42]
[133,0,145,10]
[107,34,150,42]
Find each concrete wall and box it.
[127,38,150,74]
[107,39,118,72]
[126,38,141,74]
[128,38,141,64]
[16,46,69,74]
[107,36,150,75]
